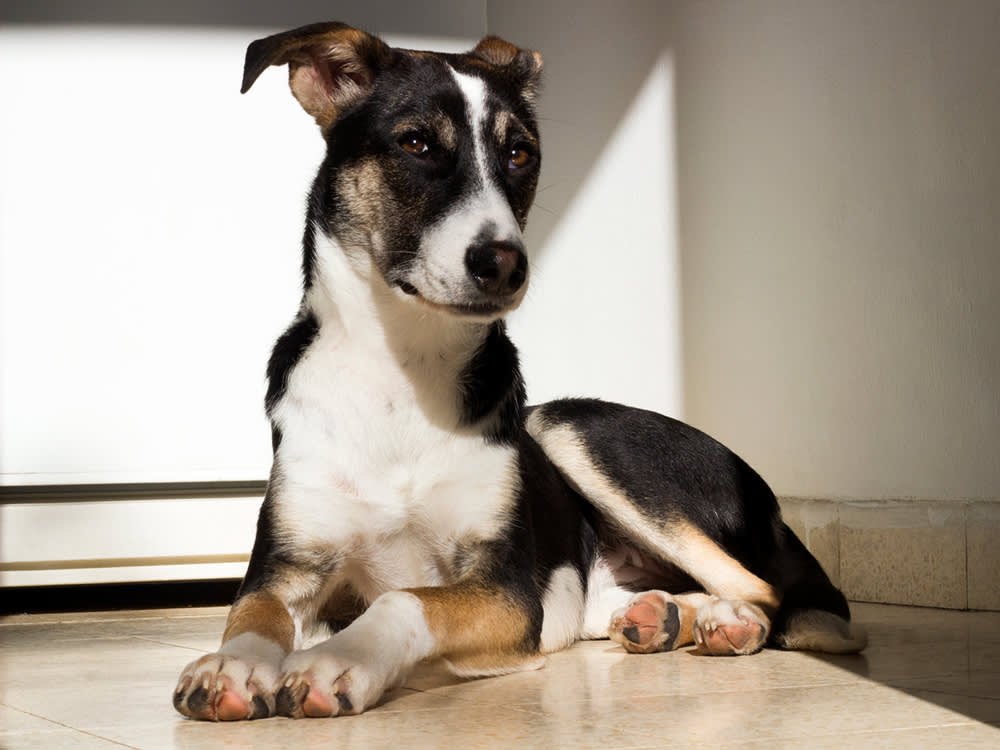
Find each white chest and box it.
[268,323,520,590]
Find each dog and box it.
[173,21,865,722]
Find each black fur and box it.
[531,398,852,638]
[460,322,526,445]
[264,311,319,451]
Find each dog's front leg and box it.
[174,590,300,720]
[276,583,545,718]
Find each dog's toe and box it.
[277,672,358,718]
[275,675,312,718]
[173,653,277,721]
[609,590,682,654]
[693,599,769,656]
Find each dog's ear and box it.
[469,37,544,103]
[241,22,391,131]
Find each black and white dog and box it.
[174,22,865,722]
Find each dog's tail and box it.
[767,525,867,654]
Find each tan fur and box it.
[408,582,545,675]
[671,520,780,613]
[242,24,388,132]
[471,36,543,76]
[222,592,296,653]
[671,591,713,647]
[317,584,368,632]
[335,157,389,249]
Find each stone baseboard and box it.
[778,497,1000,611]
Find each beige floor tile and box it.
[0,706,129,750]
[83,702,665,750]
[1,602,998,750]
[607,683,991,744]
[735,722,1000,750]
[405,641,861,708]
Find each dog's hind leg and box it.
[528,403,782,656]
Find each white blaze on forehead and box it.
[448,69,490,182]
[445,66,521,241]
[406,66,525,306]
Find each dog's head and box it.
[242,22,543,321]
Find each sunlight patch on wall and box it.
[510,52,682,417]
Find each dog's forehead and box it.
[378,50,531,135]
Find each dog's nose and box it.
[465,242,528,296]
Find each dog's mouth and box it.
[394,280,515,319]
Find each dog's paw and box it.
[275,644,393,718]
[609,590,683,654]
[173,652,279,721]
[693,598,769,656]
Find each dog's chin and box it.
[394,281,521,322]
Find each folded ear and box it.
[469,36,544,103]
[241,22,391,131]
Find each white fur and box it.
[407,68,526,309]
[272,230,520,604]
[176,632,285,718]
[219,631,287,665]
[281,591,437,714]
[579,556,637,640]
[539,565,586,652]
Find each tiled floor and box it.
[1,603,998,749]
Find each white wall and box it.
[497,0,682,416]
[0,3,679,486]
[0,20,481,486]
[669,0,1000,500]
[0,26,314,484]
[5,1,996,505]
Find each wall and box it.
[0,1,677,486]
[2,2,997,597]
[0,4,485,486]
[0,1,677,584]
[668,0,1000,502]
[495,0,682,416]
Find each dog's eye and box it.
[507,144,536,171]
[400,136,431,158]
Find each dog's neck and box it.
[301,228,525,439]
[302,229,505,425]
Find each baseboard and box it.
[779,497,1000,611]
[0,482,264,587]
[4,484,994,612]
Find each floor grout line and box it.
[0,701,145,749]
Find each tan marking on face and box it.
[222,592,296,653]
[492,110,512,147]
[392,113,458,152]
[526,413,780,614]
[335,157,390,250]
